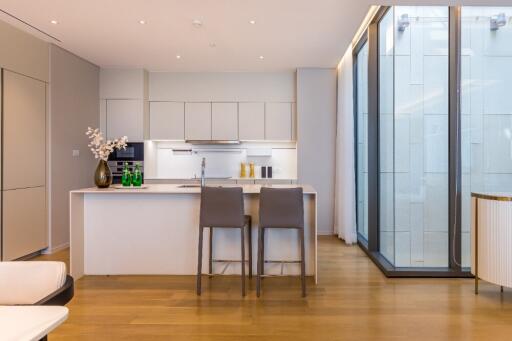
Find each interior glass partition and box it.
[377,6,451,268]
[460,7,512,268]
[356,41,369,240]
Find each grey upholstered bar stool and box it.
[257,187,306,297]
[196,186,252,296]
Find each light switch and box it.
[72,149,80,157]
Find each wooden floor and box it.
[35,236,512,340]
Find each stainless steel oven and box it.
[107,142,144,184]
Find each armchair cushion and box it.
[0,261,67,305]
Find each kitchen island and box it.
[70,184,317,282]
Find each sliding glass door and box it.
[378,6,450,267]
[460,7,512,267]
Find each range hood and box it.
[185,140,240,145]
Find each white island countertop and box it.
[71,184,316,195]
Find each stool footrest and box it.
[212,259,250,263]
[264,260,302,264]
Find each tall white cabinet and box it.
[100,69,148,142]
[2,70,47,260]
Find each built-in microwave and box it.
[107,142,144,184]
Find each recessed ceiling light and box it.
[50,20,58,25]
[139,20,146,24]
[249,20,256,25]
[259,55,265,60]
[192,19,203,28]
[176,55,181,59]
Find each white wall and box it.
[49,45,99,251]
[149,72,295,102]
[297,68,337,235]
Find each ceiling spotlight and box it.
[192,19,203,28]
[259,55,265,60]
[176,55,181,59]
[138,20,146,25]
[249,20,256,25]
[50,20,58,25]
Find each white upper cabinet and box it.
[185,103,212,140]
[212,103,238,140]
[106,99,144,142]
[239,103,265,140]
[149,102,185,140]
[265,102,292,141]
[3,71,46,190]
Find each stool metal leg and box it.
[300,227,306,297]
[241,226,246,296]
[248,218,252,278]
[257,226,263,297]
[261,227,265,276]
[197,226,204,296]
[209,227,213,276]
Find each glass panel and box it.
[379,6,449,267]
[461,7,512,268]
[379,8,395,264]
[356,41,369,240]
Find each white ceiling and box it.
[0,0,374,71]
[0,1,510,72]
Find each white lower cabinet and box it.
[265,102,292,141]
[185,103,212,140]
[149,102,185,140]
[212,103,238,140]
[2,186,47,260]
[106,99,144,141]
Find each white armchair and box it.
[0,261,74,341]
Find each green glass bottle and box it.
[132,162,143,187]
[121,162,132,187]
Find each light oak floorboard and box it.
[34,236,512,340]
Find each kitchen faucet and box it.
[200,157,206,187]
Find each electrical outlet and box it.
[72,149,80,157]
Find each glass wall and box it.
[356,41,369,240]
[378,6,449,267]
[461,7,512,267]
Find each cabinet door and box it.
[185,103,211,140]
[150,102,185,140]
[3,71,46,190]
[265,103,292,141]
[106,99,144,142]
[2,186,47,260]
[239,103,265,140]
[212,103,238,140]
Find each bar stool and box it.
[257,187,306,297]
[196,186,252,296]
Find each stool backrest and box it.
[200,186,245,228]
[259,187,304,228]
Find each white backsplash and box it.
[144,141,297,179]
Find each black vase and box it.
[94,159,112,188]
